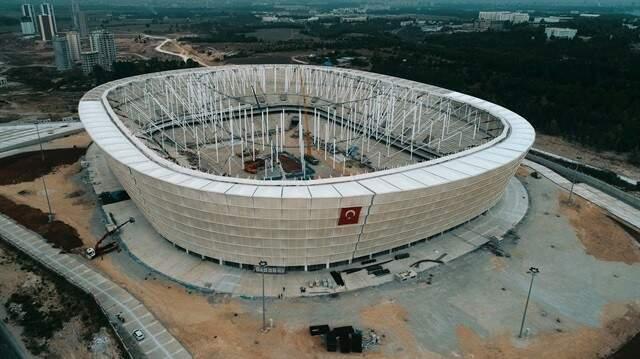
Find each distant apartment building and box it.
[53,36,72,71]
[478,11,530,24]
[89,30,117,71]
[20,3,37,35]
[341,16,367,23]
[20,19,36,35]
[21,4,36,24]
[40,3,57,33]
[37,14,56,41]
[533,16,562,24]
[70,0,89,37]
[66,31,82,62]
[78,11,89,37]
[545,27,578,40]
[81,51,100,74]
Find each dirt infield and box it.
[0,195,83,251]
[0,148,86,185]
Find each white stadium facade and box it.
[79,65,534,271]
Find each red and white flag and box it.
[338,207,361,225]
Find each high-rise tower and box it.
[70,0,89,37]
[20,3,37,35]
[53,36,72,71]
[89,30,117,71]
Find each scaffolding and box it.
[108,66,504,180]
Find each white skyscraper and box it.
[20,3,37,35]
[66,31,82,62]
[53,36,72,71]
[70,0,89,37]
[81,51,99,74]
[40,3,57,34]
[37,14,55,41]
[89,30,117,71]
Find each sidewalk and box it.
[0,214,191,359]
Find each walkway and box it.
[523,159,640,231]
[0,122,84,156]
[0,215,191,359]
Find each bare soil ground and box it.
[535,134,640,181]
[0,241,121,358]
[0,135,96,250]
[115,36,162,61]
[0,148,86,185]
[360,301,442,358]
[456,302,640,359]
[0,146,89,251]
[0,34,52,67]
[0,91,82,123]
[0,195,83,251]
[0,34,86,123]
[558,192,640,265]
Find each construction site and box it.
[109,66,503,182]
[0,67,638,358]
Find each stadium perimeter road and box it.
[0,214,191,359]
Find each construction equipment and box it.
[85,217,135,259]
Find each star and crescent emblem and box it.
[338,207,362,225]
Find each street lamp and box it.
[259,260,268,331]
[35,121,54,223]
[518,266,540,338]
[568,156,582,204]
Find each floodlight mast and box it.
[259,260,268,331]
[518,266,540,338]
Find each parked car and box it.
[395,270,417,281]
[133,329,145,341]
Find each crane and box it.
[85,217,136,259]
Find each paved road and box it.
[143,34,209,67]
[0,215,191,359]
[524,159,640,231]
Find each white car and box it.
[395,270,417,281]
[133,329,145,341]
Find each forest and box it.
[371,16,640,159]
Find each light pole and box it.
[259,260,267,331]
[568,156,582,204]
[518,266,540,338]
[35,121,54,223]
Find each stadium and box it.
[78,65,535,271]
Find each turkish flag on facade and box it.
[338,207,362,225]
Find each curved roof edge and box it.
[79,65,535,198]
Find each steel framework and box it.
[108,66,502,180]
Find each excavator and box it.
[85,217,135,260]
